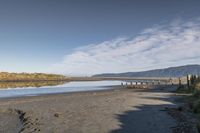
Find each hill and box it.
[93,64,200,77]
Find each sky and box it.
[0,0,200,76]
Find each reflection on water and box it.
[0,81,68,89]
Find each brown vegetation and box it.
[0,72,69,82]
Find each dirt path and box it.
[0,86,184,133]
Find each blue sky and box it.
[0,0,200,75]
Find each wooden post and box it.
[179,77,181,86]
[187,75,190,87]
[136,82,137,85]
[169,78,173,85]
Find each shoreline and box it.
[0,84,171,100]
[0,85,123,100]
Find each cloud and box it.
[49,18,200,76]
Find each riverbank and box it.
[0,85,197,133]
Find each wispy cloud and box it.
[49,18,200,76]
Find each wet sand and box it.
[0,86,181,133]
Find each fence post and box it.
[187,74,190,88]
[179,77,181,86]
[170,78,173,85]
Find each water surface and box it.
[0,81,121,98]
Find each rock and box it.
[54,113,59,117]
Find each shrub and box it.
[193,99,200,114]
[176,85,193,93]
[193,90,200,98]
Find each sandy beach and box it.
[0,86,186,133]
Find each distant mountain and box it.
[93,65,200,77]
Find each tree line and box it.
[0,72,69,81]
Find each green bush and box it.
[193,99,200,114]
[193,90,200,98]
[176,85,193,93]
